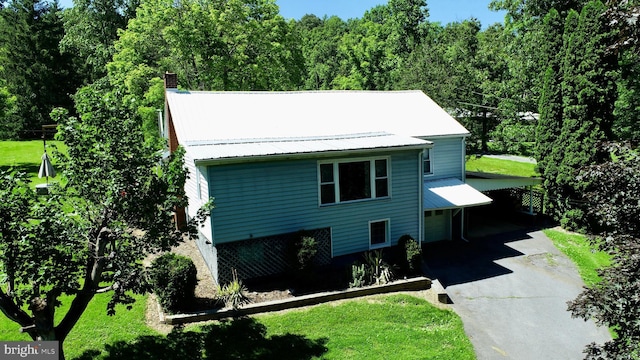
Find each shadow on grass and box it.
[73,317,328,360]
[1,164,41,177]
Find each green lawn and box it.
[544,228,611,287]
[0,140,66,186]
[466,156,540,178]
[258,294,475,360]
[1,294,474,359]
[0,293,155,359]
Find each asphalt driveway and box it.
[423,228,611,360]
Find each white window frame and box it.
[369,218,391,249]
[318,156,391,206]
[423,148,434,177]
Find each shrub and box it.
[216,269,251,310]
[149,253,198,313]
[349,250,393,288]
[349,263,367,288]
[398,234,422,276]
[295,236,318,270]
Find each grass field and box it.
[466,156,540,178]
[543,228,611,287]
[0,140,66,186]
[0,293,154,359]
[1,293,474,359]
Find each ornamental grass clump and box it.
[216,269,251,310]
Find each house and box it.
[163,73,492,283]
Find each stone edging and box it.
[162,276,432,325]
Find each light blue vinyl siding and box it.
[427,136,465,180]
[207,150,422,257]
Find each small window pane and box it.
[370,221,388,245]
[376,178,388,197]
[375,159,387,177]
[320,163,333,183]
[320,184,335,204]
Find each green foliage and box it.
[349,250,393,288]
[60,0,136,84]
[0,0,79,139]
[293,236,318,271]
[566,142,640,359]
[534,1,619,223]
[491,120,536,156]
[397,234,422,276]
[215,269,250,311]
[349,263,367,288]
[149,253,198,313]
[0,82,206,358]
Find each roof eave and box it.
[192,143,432,166]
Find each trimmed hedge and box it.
[149,253,198,313]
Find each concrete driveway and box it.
[423,228,611,360]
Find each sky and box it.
[276,0,506,28]
[56,0,506,29]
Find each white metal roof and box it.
[424,178,493,210]
[166,90,470,146]
[186,132,431,162]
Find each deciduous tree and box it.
[0,84,208,359]
[567,141,640,359]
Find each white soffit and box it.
[424,178,493,210]
[166,90,470,145]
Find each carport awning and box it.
[424,178,492,210]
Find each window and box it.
[319,158,390,205]
[423,149,433,176]
[369,219,390,248]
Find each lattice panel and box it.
[510,188,545,214]
[216,228,331,284]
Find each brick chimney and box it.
[164,72,178,89]
[163,72,186,230]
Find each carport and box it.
[423,178,493,243]
[465,172,543,237]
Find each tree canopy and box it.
[0,86,209,358]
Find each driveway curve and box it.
[423,229,611,360]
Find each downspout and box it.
[418,149,425,247]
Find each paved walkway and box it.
[423,229,610,360]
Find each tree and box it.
[296,15,347,90]
[107,0,304,140]
[0,84,209,359]
[60,0,138,84]
[0,0,79,139]
[567,141,640,359]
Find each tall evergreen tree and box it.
[0,0,78,139]
[535,8,568,217]
[546,1,618,226]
